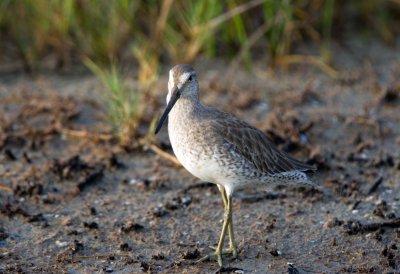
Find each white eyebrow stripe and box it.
[179,72,191,84]
[169,70,174,82]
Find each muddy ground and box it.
[1,39,400,273]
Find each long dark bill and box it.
[154,88,181,134]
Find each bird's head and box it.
[155,64,198,134]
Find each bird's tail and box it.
[271,171,319,188]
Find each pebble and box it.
[55,240,68,247]
[0,165,5,175]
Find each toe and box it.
[232,250,238,259]
[196,251,224,267]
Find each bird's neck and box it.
[169,97,201,121]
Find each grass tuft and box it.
[84,58,141,144]
[1,0,399,140]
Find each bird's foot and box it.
[197,246,238,267]
[208,245,237,258]
[197,250,223,267]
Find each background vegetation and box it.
[1,0,399,74]
[1,0,399,139]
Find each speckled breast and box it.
[168,120,212,181]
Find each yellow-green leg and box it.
[198,185,236,267]
[217,185,237,258]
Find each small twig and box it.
[73,253,131,259]
[200,0,265,33]
[160,258,186,270]
[345,218,400,235]
[148,144,181,166]
[155,0,175,42]
[176,242,198,247]
[352,200,361,210]
[363,219,400,231]
[36,230,60,245]
[65,253,133,263]
[59,127,114,142]
[0,184,13,193]
[185,0,266,62]
[367,176,383,195]
[226,22,271,86]
[276,54,338,78]
[215,267,245,274]
[60,125,181,167]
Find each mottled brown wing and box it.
[210,112,316,175]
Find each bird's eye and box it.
[188,75,193,82]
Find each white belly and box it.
[168,122,222,183]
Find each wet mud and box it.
[1,40,400,273]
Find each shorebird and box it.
[155,64,317,267]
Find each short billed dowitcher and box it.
[155,64,317,267]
